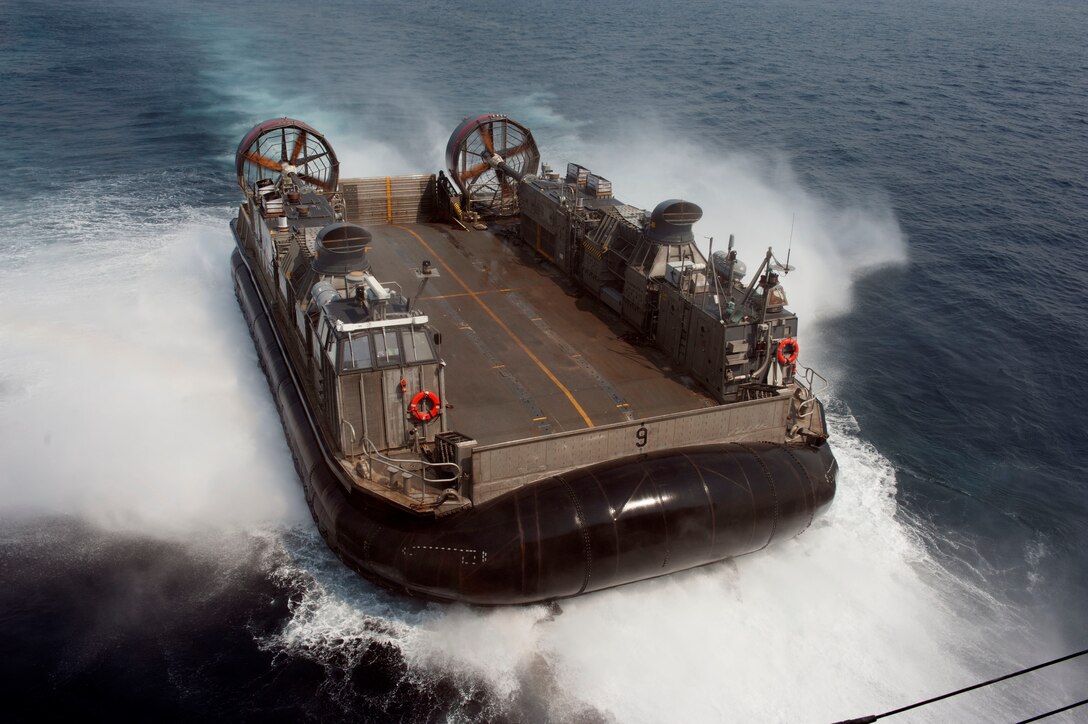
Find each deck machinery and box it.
[446,114,811,406]
[230,114,836,604]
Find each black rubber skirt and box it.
[232,244,837,605]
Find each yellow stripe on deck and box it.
[394,225,595,429]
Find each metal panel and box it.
[470,395,792,503]
[580,245,607,294]
[362,370,387,450]
[622,267,648,329]
[340,175,437,225]
[656,285,684,356]
[339,372,365,455]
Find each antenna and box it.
[784,213,794,275]
[770,215,797,274]
[706,236,725,318]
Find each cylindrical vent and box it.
[644,199,703,244]
[311,280,339,308]
[712,250,747,282]
[312,222,373,275]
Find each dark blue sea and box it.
[2,0,1086,721]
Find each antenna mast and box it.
[784,213,795,275]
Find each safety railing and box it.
[793,365,831,419]
[359,437,462,501]
[339,419,357,458]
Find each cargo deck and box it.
[363,222,715,447]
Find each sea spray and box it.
[0,201,306,533]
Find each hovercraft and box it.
[230,115,836,604]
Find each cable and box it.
[1016,697,1088,723]
[832,647,1088,724]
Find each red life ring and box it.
[776,337,799,365]
[409,390,441,422]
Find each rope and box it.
[833,647,1088,724]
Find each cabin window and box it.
[767,284,788,308]
[343,333,374,370]
[374,328,402,367]
[402,330,435,363]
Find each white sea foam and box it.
[0,192,307,534]
[261,405,1065,722]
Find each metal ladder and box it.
[676,297,694,364]
[589,213,619,250]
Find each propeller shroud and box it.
[445,114,539,216]
[235,118,339,194]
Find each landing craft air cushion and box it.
[230,115,837,604]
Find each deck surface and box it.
[366,223,715,446]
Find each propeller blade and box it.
[459,160,491,184]
[290,130,307,163]
[500,141,531,159]
[294,150,329,165]
[298,172,333,191]
[480,123,495,154]
[245,152,283,172]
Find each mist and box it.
[0,205,307,534]
[547,119,907,329]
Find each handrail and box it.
[339,419,357,457]
[793,365,831,418]
[360,437,462,485]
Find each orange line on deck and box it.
[393,225,595,428]
[426,288,512,301]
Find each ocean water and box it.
[2,0,1087,721]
